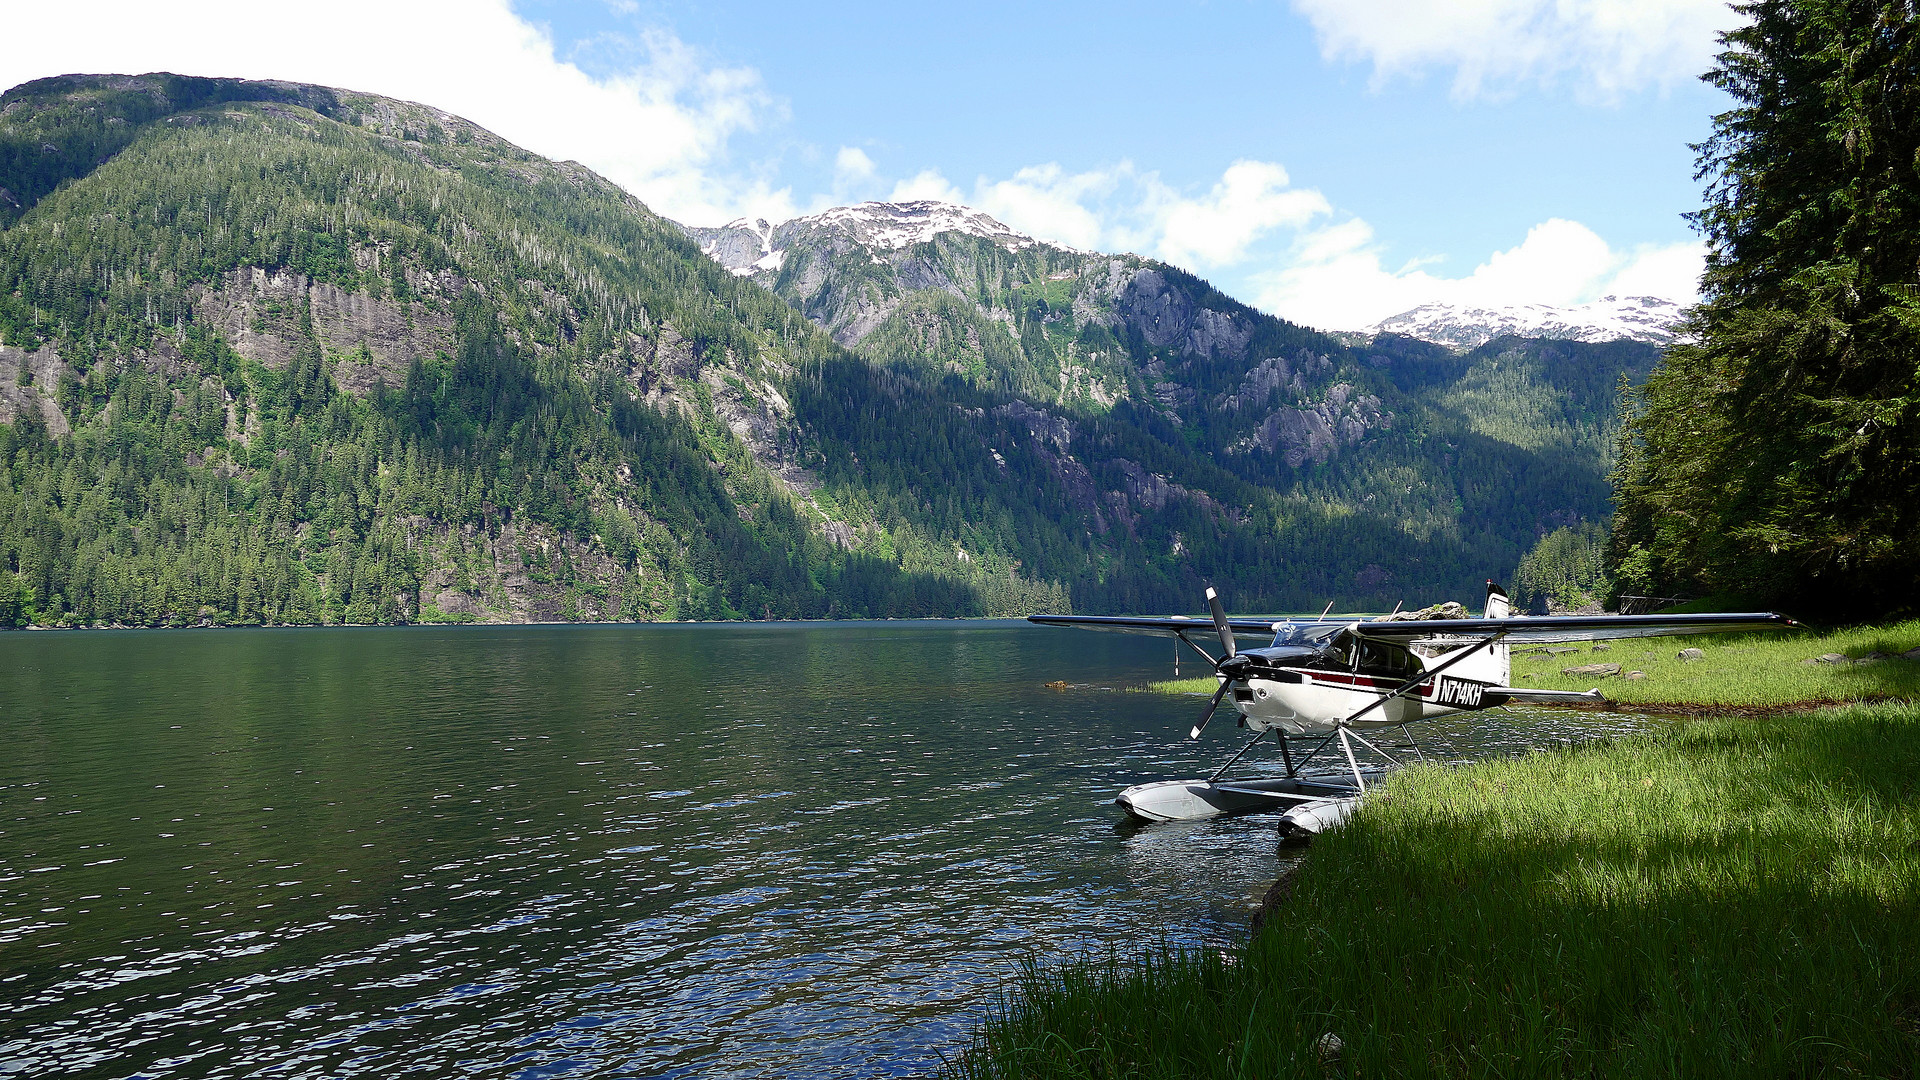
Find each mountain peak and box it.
[792,200,1038,252]
[685,200,1046,278]
[1365,295,1687,350]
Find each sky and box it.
[3,0,1742,330]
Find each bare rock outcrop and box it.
[193,266,457,393]
[0,344,71,435]
[1238,383,1388,467]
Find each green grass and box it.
[1513,618,1920,709]
[953,628,1920,1078]
[952,703,1920,1078]
[1144,674,1222,695]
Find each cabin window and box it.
[1355,639,1418,679]
[1307,632,1357,671]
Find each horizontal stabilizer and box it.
[1492,685,1606,705]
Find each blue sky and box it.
[8,0,1742,329]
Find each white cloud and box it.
[973,164,1123,252]
[1,0,794,224]
[826,145,883,206]
[1157,161,1331,268]
[889,169,968,205]
[834,146,877,186]
[1291,0,1742,99]
[1606,240,1709,300]
[1252,217,1704,330]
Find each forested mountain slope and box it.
[0,74,1652,627]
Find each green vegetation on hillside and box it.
[0,78,1015,624]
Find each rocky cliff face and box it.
[193,266,458,393]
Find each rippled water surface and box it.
[0,623,1667,1078]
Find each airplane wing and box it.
[1025,614,1286,638]
[1027,611,1799,644]
[1354,611,1798,643]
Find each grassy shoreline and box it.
[950,627,1920,1078]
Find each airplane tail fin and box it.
[1485,581,1511,619]
[1485,581,1512,683]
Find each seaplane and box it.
[1030,583,1796,834]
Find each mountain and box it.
[0,75,1653,628]
[1365,295,1687,351]
[684,197,1661,593]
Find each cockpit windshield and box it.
[1269,621,1346,647]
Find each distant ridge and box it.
[1365,295,1687,350]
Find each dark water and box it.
[0,623,1664,1078]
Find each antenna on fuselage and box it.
[1319,600,1336,620]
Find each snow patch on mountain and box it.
[688,201,1046,276]
[1365,295,1687,350]
[804,201,1039,251]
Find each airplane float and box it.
[1029,584,1796,834]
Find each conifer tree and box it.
[1612,0,1920,614]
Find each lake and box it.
[0,622,1664,1078]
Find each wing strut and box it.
[1173,631,1218,667]
[1207,729,1270,782]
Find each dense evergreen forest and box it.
[0,73,1655,627]
[1612,0,1920,618]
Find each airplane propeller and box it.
[1207,586,1235,660]
[1190,587,1251,740]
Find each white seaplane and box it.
[1030,584,1796,833]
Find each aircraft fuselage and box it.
[1218,633,1510,735]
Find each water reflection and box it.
[0,623,1669,1077]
